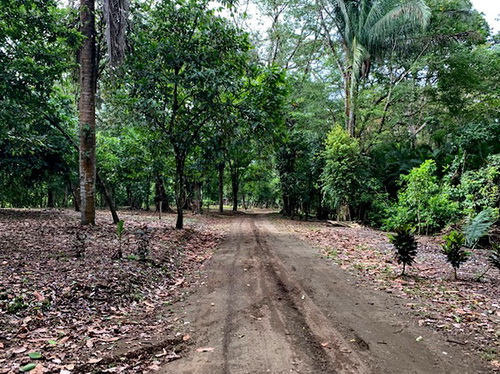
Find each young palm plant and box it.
[441,231,470,280]
[388,225,418,276]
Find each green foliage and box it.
[388,225,418,276]
[320,125,365,219]
[116,220,125,240]
[463,208,497,249]
[489,243,500,271]
[384,160,459,233]
[441,230,470,279]
[458,154,500,215]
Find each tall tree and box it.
[126,0,250,229]
[78,0,128,225]
[78,0,97,225]
[318,0,430,136]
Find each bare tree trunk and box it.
[231,177,238,212]
[79,0,97,225]
[218,162,224,213]
[174,156,186,229]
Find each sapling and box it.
[388,225,418,276]
[441,230,470,280]
[112,220,125,260]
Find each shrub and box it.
[388,225,418,276]
[441,230,470,279]
[384,160,459,234]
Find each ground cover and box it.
[0,209,228,374]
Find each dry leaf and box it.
[33,291,45,302]
[320,342,329,347]
[182,334,190,341]
[88,357,103,364]
[12,347,27,354]
[196,347,214,352]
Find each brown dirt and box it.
[161,212,492,373]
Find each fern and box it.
[463,208,496,249]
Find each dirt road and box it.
[161,213,489,373]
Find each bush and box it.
[384,160,459,234]
[388,225,418,276]
[441,230,470,279]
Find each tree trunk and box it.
[192,181,202,214]
[174,156,186,229]
[231,176,238,212]
[218,162,224,213]
[47,185,55,208]
[155,174,172,212]
[79,0,97,225]
[96,172,119,224]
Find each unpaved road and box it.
[161,213,489,373]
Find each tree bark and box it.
[155,174,172,213]
[218,162,224,213]
[174,155,186,229]
[231,175,238,212]
[79,0,97,225]
[96,172,119,223]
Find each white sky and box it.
[470,0,500,33]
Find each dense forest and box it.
[1,0,499,233]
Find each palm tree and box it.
[319,0,430,136]
[78,0,128,225]
[79,0,97,225]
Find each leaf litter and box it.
[0,208,228,373]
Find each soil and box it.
[161,212,492,374]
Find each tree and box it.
[78,0,128,225]
[318,0,430,136]
[126,0,251,228]
[0,0,79,207]
[78,0,97,225]
[320,125,365,220]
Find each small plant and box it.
[463,208,496,249]
[112,220,125,260]
[441,230,470,280]
[388,225,418,276]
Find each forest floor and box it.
[0,209,499,373]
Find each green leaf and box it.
[28,352,42,359]
[19,363,37,372]
[463,208,496,248]
[48,340,58,345]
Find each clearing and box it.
[1,209,498,373]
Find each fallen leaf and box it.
[28,352,43,359]
[19,363,36,372]
[196,347,214,352]
[12,347,27,354]
[320,342,329,347]
[33,291,45,302]
[88,357,103,364]
[182,334,190,341]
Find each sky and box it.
[470,0,500,33]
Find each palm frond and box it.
[463,208,497,249]
[367,0,430,49]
